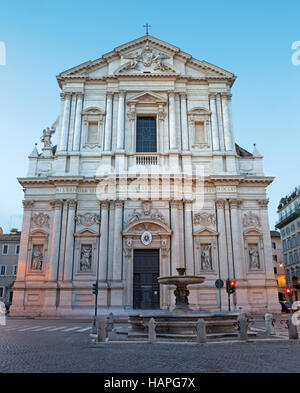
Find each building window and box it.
[194,121,206,144]
[0,287,5,298]
[2,244,9,255]
[272,242,276,250]
[15,244,20,255]
[273,255,278,262]
[136,116,157,153]
[87,122,99,144]
[0,265,7,276]
[12,265,17,276]
[274,267,277,275]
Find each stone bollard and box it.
[148,318,157,344]
[237,313,248,341]
[287,314,298,340]
[265,313,275,336]
[97,318,107,343]
[106,313,114,334]
[196,318,207,344]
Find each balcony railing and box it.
[135,155,159,166]
[276,207,300,229]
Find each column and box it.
[216,199,228,280]
[184,201,194,275]
[112,201,123,281]
[221,93,232,151]
[216,94,225,151]
[99,201,109,281]
[48,200,63,282]
[209,93,220,151]
[73,93,83,151]
[224,200,235,280]
[169,92,177,150]
[63,200,77,281]
[116,91,125,151]
[180,93,189,151]
[59,93,71,152]
[170,200,182,274]
[229,199,244,280]
[104,93,113,151]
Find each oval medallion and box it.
[141,231,152,246]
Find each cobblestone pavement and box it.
[1,317,300,373]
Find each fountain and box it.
[118,267,243,340]
[157,268,205,313]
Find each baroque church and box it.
[11,35,280,316]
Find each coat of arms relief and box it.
[119,42,176,74]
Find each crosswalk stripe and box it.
[76,327,92,332]
[30,326,56,332]
[18,326,43,331]
[2,326,30,331]
[61,326,81,332]
[46,326,67,331]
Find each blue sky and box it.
[0,0,299,232]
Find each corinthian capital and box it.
[215,199,225,209]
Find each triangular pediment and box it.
[127,91,167,105]
[74,228,99,238]
[193,227,219,237]
[57,35,236,86]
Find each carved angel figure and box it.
[123,51,140,69]
[153,52,171,71]
[127,209,142,225]
[41,127,55,148]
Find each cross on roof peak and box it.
[143,23,151,36]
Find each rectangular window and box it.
[0,265,7,276]
[136,117,157,153]
[15,244,20,255]
[12,265,17,275]
[0,287,4,298]
[87,122,98,144]
[2,244,9,255]
[194,121,205,144]
[273,255,278,262]
[272,242,276,250]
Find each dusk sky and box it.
[0,0,299,232]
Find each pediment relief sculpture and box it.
[126,202,166,226]
[116,42,177,74]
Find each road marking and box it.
[1,326,30,331]
[18,326,43,331]
[46,326,67,331]
[30,326,56,332]
[76,327,92,332]
[61,326,82,332]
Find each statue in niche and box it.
[31,246,43,270]
[201,245,212,270]
[80,245,92,272]
[249,246,260,269]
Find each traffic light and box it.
[226,279,236,294]
[92,281,98,295]
[285,287,292,295]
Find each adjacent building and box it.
[276,186,300,301]
[11,35,280,317]
[0,227,21,303]
[270,230,286,301]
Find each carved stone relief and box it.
[76,213,100,227]
[31,245,43,271]
[248,245,260,270]
[243,212,260,227]
[32,213,50,228]
[80,245,92,272]
[200,244,213,271]
[193,212,216,226]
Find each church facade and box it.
[11,35,280,316]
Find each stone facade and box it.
[0,228,21,302]
[276,186,300,301]
[11,35,280,316]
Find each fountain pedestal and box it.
[157,267,205,313]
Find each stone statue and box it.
[249,246,260,269]
[41,127,55,148]
[32,246,43,270]
[127,209,142,225]
[201,245,212,270]
[153,52,170,71]
[123,52,140,70]
[80,246,92,271]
